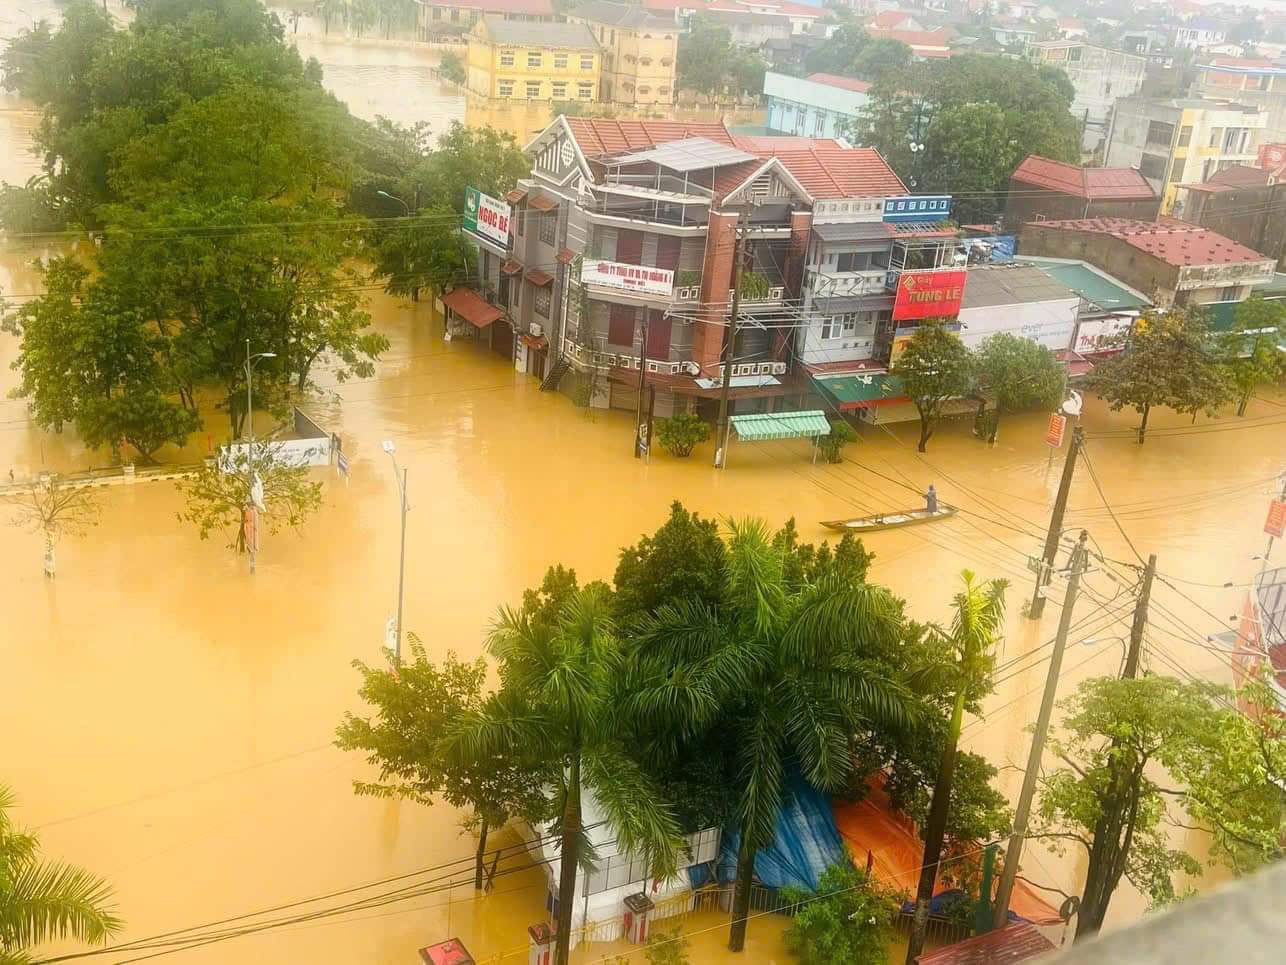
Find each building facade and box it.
[1017,218,1276,309]
[565,1,679,106]
[762,72,871,139]
[415,0,552,40]
[1005,155,1160,226]
[1193,59,1286,145]
[466,18,601,101]
[1025,41,1148,151]
[1103,96,1268,212]
[1175,18,1227,50]
[1173,164,1286,269]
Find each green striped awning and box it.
[729,410,831,441]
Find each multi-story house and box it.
[452,118,962,420]
[1173,164,1286,269]
[565,1,679,107]
[1174,17,1227,51]
[762,72,871,139]
[1103,96,1268,213]
[1025,41,1148,151]
[466,18,601,101]
[414,0,552,40]
[1193,58,1286,145]
[1005,155,1159,226]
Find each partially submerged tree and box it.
[336,639,552,889]
[891,320,975,452]
[973,333,1066,443]
[1217,297,1286,416]
[176,440,323,555]
[7,475,101,578]
[782,860,898,965]
[1085,310,1231,442]
[0,783,122,960]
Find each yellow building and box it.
[565,0,679,106]
[467,17,602,102]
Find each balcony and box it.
[583,196,710,229]
[805,268,888,299]
[601,171,715,202]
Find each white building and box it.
[1175,18,1227,50]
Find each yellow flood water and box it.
[2,9,1283,963]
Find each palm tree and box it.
[445,584,685,965]
[1,786,122,963]
[904,572,1007,964]
[313,0,347,35]
[629,520,917,952]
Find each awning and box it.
[441,287,502,329]
[811,221,895,242]
[500,259,523,276]
[526,269,554,287]
[815,372,907,409]
[916,923,1055,964]
[521,334,548,350]
[505,188,527,204]
[556,248,576,266]
[529,195,559,212]
[729,409,831,441]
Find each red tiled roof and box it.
[867,27,952,46]
[1027,218,1272,267]
[442,287,503,328]
[432,0,554,16]
[564,117,735,157]
[762,144,907,200]
[871,9,914,28]
[1188,163,1274,191]
[804,72,873,93]
[525,269,554,286]
[917,923,1055,965]
[1012,154,1156,201]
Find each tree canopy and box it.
[891,320,975,452]
[974,333,1067,443]
[677,19,768,96]
[1217,297,1286,416]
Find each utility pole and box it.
[1029,426,1084,619]
[243,340,276,575]
[382,440,409,666]
[714,216,747,469]
[1123,554,1157,678]
[994,530,1090,925]
[634,312,650,458]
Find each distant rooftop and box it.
[1181,163,1274,193]
[804,72,873,94]
[423,0,554,15]
[566,0,674,29]
[478,17,598,48]
[1024,218,1272,268]
[960,263,1078,310]
[1012,155,1157,201]
[1014,256,1152,313]
[611,137,758,171]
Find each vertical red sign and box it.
[1045,414,1067,448]
[1265,500,1286,539]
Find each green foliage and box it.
[851,38,912,80]
[176,440,323,551]
[817,420,857,464]
[607,922,691,965]
[655,412,711,458]
[774,519,874,590]
[974,332,1066,442]
[848,54,1079,222]
[613,501,726,622]
[375,205,476,302]
[0,784,122,960]
[1086,309,1232,443]
[782,861,898,965]
[438,50,467,86]
[736,271,770,299]
[891,320,975,452]
[677,20,767,96]
[1217,297,1286,416]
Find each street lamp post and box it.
[382,439,409,664]
[243,339,276,574]
[377,190,411,216]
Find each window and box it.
[534,286,551,318]
[1138,153,1167,180]
[498,80,515,97]
[554,53,567,68]
[500,50,515,66]
[814,112,824,136]
[552,82,567,99]
[581,55,594,70]
[610,28,616,43]
[1069,46,1082,61]
[526,81,541,99]
[431,6,442,19]
[822,314,861,339]
[528,51,545,68]
[578,82,593,100]
[661,57,673,66]
[516,209,525,236]
[538,213,556,245]
[640,57,652,65]
[639,85,651,94]
[1217,285,1241,301]
[1178,125,1193,147]
[1145,119,1175,147]
[1208,126,1223,148]
[659,85,670,95]
[1223,127,1249,153]
[449,7,459,21]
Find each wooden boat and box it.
[821,504,957,533]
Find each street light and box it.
[377,190,411,216]
[382,439,409,665]
[243,340,276,574]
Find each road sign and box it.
[1026,555,1043,575]
[1045,413,1067,448]
[336,450,350,480]
[1266,500,1286,539]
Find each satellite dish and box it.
[1061,390,1083,417]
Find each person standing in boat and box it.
[925,484,938,514]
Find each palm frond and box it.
[737,705,786,851]
[950,572,1009,671]
[825,657,919,732]
[583,748,684,881]
[779,676,850,791]
[724,518,787,639]
[441,695,558,767]
[779,579,905,666]
[629,599,728,665]
[3,861,122,949]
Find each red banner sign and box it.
[1266,500,1286,539]
[892,269,968,322]
[1045,413,1067,448]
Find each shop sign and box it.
[581,259,674,297]
[463,187,511,246]
[892,269,967,321]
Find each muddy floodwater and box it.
[2,5,1284,963]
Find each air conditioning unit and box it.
[772,362,787,375]
[684,361,701,376]
[529,323,544,337]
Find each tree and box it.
[974,333,1066,443]
[1218,297,1286,416]
[420,122,530,216]
[676,19,764,97]
[782,860,898,965]
[176,440,323,554]
[805,17,869,76]
[336,640,552,889]
[1033,674,1285,938]
[627,519,915,951]
[314,0,346,35]
[373,205,475,302]
[348,0,380,37]
[611,501,726,623]
[1085,310,1231,443]
[0,784,121,961]
[655,412,711,458]
[817,420,857,464]
[891,320,975,452]
[443,578,685,965]
[851,38,912,81]
[438,50,466,86]
[905,573,1007,964]
[6,475,101,578]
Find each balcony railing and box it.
[583,197,710,228]
[601,171,714,200]
[561,337,789,380]
[805,268,888,298]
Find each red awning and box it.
[505,188,527,204]
[500,259,523,276]
[529,195,559,212]
[916,923,1055,964]
[441,288,502,329]
[526,269,554,287]
[556,248,576,266]
[521,334,548,350]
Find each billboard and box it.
[883,195,952,224]
[580,259,674,297]
[463,187,511,247]
[1073,315,1133,354]
[1258,143,1286,172]
[892,269,967,321]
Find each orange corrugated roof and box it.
[1012,155,1156,201]
[770,145,907,199]
[565,117,735,157]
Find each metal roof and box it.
[815,372,907,409]
[1014,256,1152,313]
[611,137,758,172]
[917,922,1055,964]
[729,409,831,441]
[960,263,1078,310]
[479,17,599,49]
[811,221,894,242]
[1011,154,1157,201]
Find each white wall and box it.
[957,296,1080,352]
